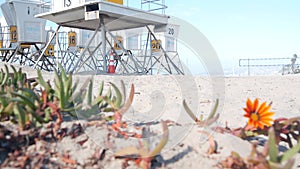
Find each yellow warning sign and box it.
[45,45,55,56]
[114,36,123,50]
[68,31,77,47]
[10,26,17,43]
[151,39,162,52]
[106,0,123,5]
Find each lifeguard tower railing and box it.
[121,0,167,14]
[140,0,167,14]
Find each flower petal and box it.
[257,102,267,114]
[260,111,274,117]
[243,107,251,115]
[253,122,259,128]
[248,119,254,126]
[253,99,259,112]
[244,114,250,118]
[246,98,254,112]
[258,123,265,129]
[260,117,274,122]
[260,105,271,114]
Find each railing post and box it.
[248,58,250,76]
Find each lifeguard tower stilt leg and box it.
[34,26,61,70]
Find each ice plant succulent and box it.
[243,98,274,129]
[115,121,169,169]
[183,99,219,127]
[220,127,300,169]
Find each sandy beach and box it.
[0,63,300,168]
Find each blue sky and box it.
[165,0,300,71]
[1,0,300,74]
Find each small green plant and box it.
[115,121,169,169]
[9,88,52,129]
[0,65,52,129]
[214,98,300,169]
[183,99,219,127]
[272,117,300,148]
[95,80,135,138]
[267,127,300,169]
[220,127,300,169]
[215,99,300,149]
[53,64,79,115]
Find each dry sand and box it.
[1,63,300,168]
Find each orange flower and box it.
[243,98,274,129]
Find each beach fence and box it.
[239,56,300,76]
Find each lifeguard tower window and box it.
[86,4,99,12]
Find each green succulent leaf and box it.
[87,78,93,105]
[11,65,18,85]
[37,69,52,95]
[92,96,103,106]
[102,95,116,110]
[1,65,9,86]
[200,113,220,127]
[148,121,169,157]
[279,140,300,162]
[118,84,134,115]
[268,127,279,163]
[58,63,68,81]
[121,80,126,103]
[65,74,72,97]
[269,161,283,169]
[98,80,104,96]
[183,100,198,122]
[106,87,112,100]
[207,99,219,120]
[3,102,14,114]
[282,158,295,169]
[11,91,36,110]
[109,82,122,109]
[54,68,66,109]
[11,65,17,75]
[0,69,3,83]
[22,88,40,101]
[13,104,26,129]
[17,68,24,83]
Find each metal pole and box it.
[71,22,101,73]
[105,27,144,73]
[149,31,153,75]
[34,25,61,69]
[75,42,102,72]
[146,26,184,75]
[101,15,107,72]
[248,58,250,76]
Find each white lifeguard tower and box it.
[0,0,51,69]
[0,0,184,75]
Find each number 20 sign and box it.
[165,24,179,38]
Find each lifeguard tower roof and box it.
[35,1,169,31]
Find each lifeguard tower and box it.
[0,0,52,70]
[0,0,184,75]
[35,0,184,74]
